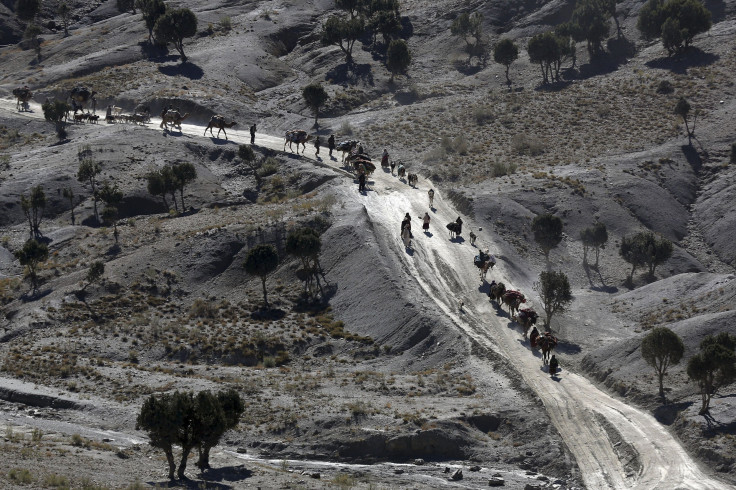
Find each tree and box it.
[451,12,485,64]
[81,261,105,293]
[336,0,366,18]
[570,0,611,56]
[137,391,192,480]
[536,270,573,328]
[15,0,41,22]
[674,96,697,145]
[687,333,736,414]
[386,39,411,82]
[527,31,564,84]
[637,0,711,54]
[117,0,136,14]
[369,9,401,46]
[14,239,48,293]
[172,162,197,211]
[642,327,685,401]
[136,0,166,42]
[41,99,72,139]
[244,244,279,307]
[321,15,365,64]
[286,227,323,293]
[77,159,102,223]
[493,38,519,83]
[620,231,673,282]
[58,2,70,37]
[62,187,77,225]
[302,83,329,126]
[20,185,45,239]
[98,181,123,243]
[154,8,198,62]
[195,389,243,470]
[532,213,563,260]
[580,222,607,266]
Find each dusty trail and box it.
[1,99,728,489]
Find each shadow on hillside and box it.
[250,307,286,321]
[646,48,719,74]
[535,80,572,92]
[574,37,636,80]
[148,479,231,489]
[159,62,204,80]
[326,63,374,86]
[704,0,727,22]
[682,144,702,172]
[201,465,254,483]
[20,288,52,303]
[138,40,171,59]
[654,401,693,425]
[554,339,582,355]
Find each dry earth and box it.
[1,0,736,489]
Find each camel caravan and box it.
[205,115,237,139]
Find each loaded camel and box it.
[446,217,463,239]
[407,173,418,188]
[284,130,312,154]
[513,307,538,339]
[204,115,237,140]
[336,140,359,162]
[502,290,526,317]
[473,250,496,281]
[488,281,506,303]
[538,332,558,363]
[69,86,97,114]
[160,110,190,131]
[13,86,32,111]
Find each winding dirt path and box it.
[1,100,728,489]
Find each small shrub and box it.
[511,133,545,156]
[473,105,494,124]
[219,16,232,32]
[340,121,354,135]
[8,468,33,484]
[189,298,218,318]
[71,433,85,446]
[263,356,276,368]
[43,474,70,488]
[332,473,356,488]
[257,157,279,178]
[656,80,674,94]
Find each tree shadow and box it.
[704,0,727,22]
[250,307,286,321]
[653,401,693,425]
[20,288,52,302]
[450,236,465,244]
[681,144,702,173]
[400,16,414,39]
[147,479,231,489]
[325,63,374,86]
[138,41,171,60]
[534,80,573,92]
[158,62,204,80]
[554,339,582,355]
[200,465,254,483]
[645,47,719,74]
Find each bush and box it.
[257,157,279,177]
[656,80,674,94]
[473,105,494,125]
[219,16,232,32]
[492,160,517,177]
[511,133,545,156]
[189,298,217,318]
[8,468,33,484]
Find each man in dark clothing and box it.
[314,136,321,157]
[549,355,559,376]
[328,135,335,157]
[250,123,256,144]
[358,173,366,192]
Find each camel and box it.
[502,290,526,317]
[160,111,190,131]
[407,173,418,188]
[397,166,406,179]
[488,281,506,303]
[474,251,495,281]
[352,159,375,175]
[69,86,97,114]
[446,220,462,239]
[539,333,557,363]
[13,86,32,111]
[284,130,312,154]
[336,140,359,162]
[204,115,237,140]
[513,307,538,339]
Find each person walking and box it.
[390,159,396,175]
[358,173,366,193]
[250,123,256,144]
[549,355,559,376]
[422,212,431,233]
[328,134,335,157]
[314,136,321,157]
[401,212,411,236]
[381,149,389,167]
[428,189,435,208]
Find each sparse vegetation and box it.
[532,213,563,260]
[535,270,573,328]
[153,7,198,62]
[620,231,673,283]
[642,327,685,402]
[687,333,736,414]
[244,244,279,306]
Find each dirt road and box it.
[1,99,728,489]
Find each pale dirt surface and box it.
[0,100,724,489]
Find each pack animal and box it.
[13,86,32,111]
[204,115,237,140]
[160,111,189,131]
[407,173,418,187]
[284,130,312,154]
